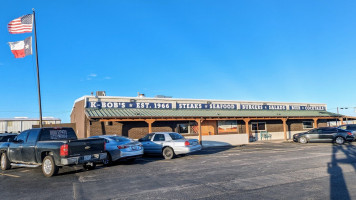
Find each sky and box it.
[0,0,356,123]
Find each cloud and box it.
[104,76,112,80]
[86,73,97,81]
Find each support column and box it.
[145,119,155,133]
[195,118,203,145]
[243,118,250,136]
[339,118,344,125]
[313,118,318,128]
[282,118,287,141]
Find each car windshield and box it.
[109,136,132,142]
[169,133,184,140]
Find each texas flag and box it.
[8,36,32,58]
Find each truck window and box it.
[16,131,29,143]
[39,128,77,141]
[27,129,41,144]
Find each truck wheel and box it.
[162,147,175,159]
[83,163,96,170]
[42,156,59,177]
[1,153,11,170]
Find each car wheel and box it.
[42,156,59,177]
[335,136,345,145]
[103,153,112,166]
[1,153,11,170]
[299,137,308,144]
[83,163,96,170]
[162,147,175,159]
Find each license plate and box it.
[84,155,91,160]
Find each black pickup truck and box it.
[0,127,107,177]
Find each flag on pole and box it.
[8,36,32,58]
[8,14,33,34]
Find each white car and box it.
[138,132,202,159]
[89,135,143,165]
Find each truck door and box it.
[22,129,40,163]
[8,131,29,162]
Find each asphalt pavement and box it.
[1,142,356,200]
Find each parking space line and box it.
[0,173,20,178]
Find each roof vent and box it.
[96,91,106,97]
[137,92,145,98]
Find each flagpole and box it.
[32,8,43,128]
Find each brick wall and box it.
[70,100,85,138]
[90,121,123,136]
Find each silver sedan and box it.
[138,132,202,159]
[89,135,143,165]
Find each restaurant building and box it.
[70,92,346,144]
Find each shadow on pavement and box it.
[328,143,356,200]
[122,145,237,165]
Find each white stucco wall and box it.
[250,131,303,140]
[186,134,249,147]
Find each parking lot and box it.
[1,142,356,200]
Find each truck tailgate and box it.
[68,138,105,156]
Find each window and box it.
[16,131,29,143]
[105,121,113,126]
[39,128,77,141]
[303,121,314,129]
[251,122,266,131]
[218,121,238,133]
[177,122,198,134]
[27,130,40,144]
[153,134,165,141]
[177,124,189,134]
[140,133,154,141]
[309,129,318,134]
[169,133,184,140]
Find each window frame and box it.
[303,121,314,129]
[251,122,266,131]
